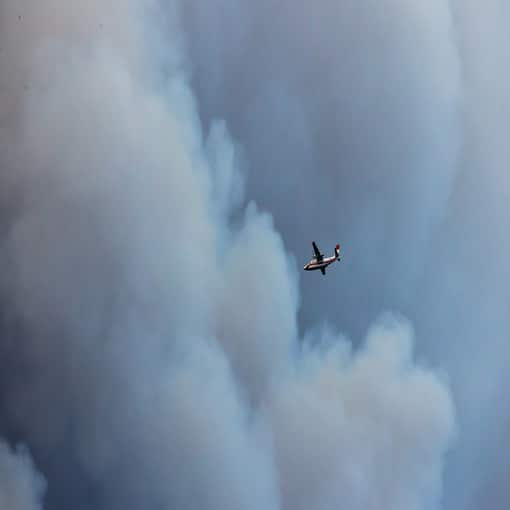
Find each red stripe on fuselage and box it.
[304,256,335,270]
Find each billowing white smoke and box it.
[0,442,45,510]
[181,1,510,508]
[0,1,454,509]
[269,317,454,510]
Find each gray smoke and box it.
[181,0,462,334]
[0,442,45,510]
[269,316,454,510]
[180,0,510,508]
[0,1,455,510]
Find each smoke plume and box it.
[180,0,510,508]
[0,442,45,510]
[0,1,455,510]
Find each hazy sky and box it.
[182,1,510,508]
[0,1,508,509]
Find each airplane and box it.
[303,241,341,275]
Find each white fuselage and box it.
[303,255,337,271]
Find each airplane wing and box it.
[312,241,323,260]
[320,267,326,275]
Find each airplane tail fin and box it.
[335,244,341,261]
